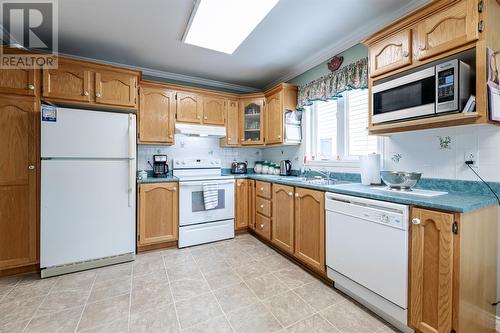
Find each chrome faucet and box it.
[304,168,331,179]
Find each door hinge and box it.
[137,234,140,241]
[452,222,459,234]
[175,93,178,100]
[478,0,484,12]
[134,97,137,104]
[478,20,484,32]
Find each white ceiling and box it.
[58,0,429,91]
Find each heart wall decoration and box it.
[327,55,344,72]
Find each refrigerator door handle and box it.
[128,114,136,207]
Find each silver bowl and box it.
[380,171,422,190]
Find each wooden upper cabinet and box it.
[294,188,325,272]
[416,0,478,61]
[138,182,179,247]
[138,83,175,144]
[266,91,283,144]
[176,92,202,123]
[203,96,225,125]
[409,208,455,333]
[225,99,239,145]
[240,98,265,145]
[264,83,298,145]
[272,184,295,254]
[369,30,412,77]
[42,60,91,103]
[0,95,38,270]
[235,179,249,230]
[0,68,37,96]
[95,69,138,108]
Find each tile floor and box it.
[0,234,399,333]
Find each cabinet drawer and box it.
[255,196,271,217]
[255,213,271,240]
[256,181,271,199]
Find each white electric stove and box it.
[173,158,235,248]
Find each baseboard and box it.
[137,240,177,253]
[496,315,500,332]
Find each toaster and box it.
[231,162,248,174]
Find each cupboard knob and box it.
[204,116,208,119]
[28,165,35,170]
[260,224,264,228]
[83,91,89,96]
[295,193,299,197]
[172,187,177,191]
[228,137,231,140]
[197,116,201,119]
[412,218,421,225]
[278,135,281,139]
[402,51,409,57]
[169,135,173,138]
[260,204,264,208]
[96,92,102,98]
[241,139,244,142]
[27,84,35,90]
[260,187,264,191]
[288,192,293,197]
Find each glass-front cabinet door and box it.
[240,98,265,145]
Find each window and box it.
[307,89,379,164]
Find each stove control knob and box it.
[175,161,180,165]
[181,161,186,165]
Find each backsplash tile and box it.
[137,134,262,171]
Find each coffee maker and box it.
[151,155,169,177]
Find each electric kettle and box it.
[279,160,292,176]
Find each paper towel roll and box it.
[360,153,381,185]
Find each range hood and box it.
[175,123,226,137]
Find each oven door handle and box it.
[179,180,235,186]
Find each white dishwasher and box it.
[325,192,412,333]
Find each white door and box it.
[179,180,235,226]
[41,159,135,268]
[41,107,135,159]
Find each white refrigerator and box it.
[40,106,136,278]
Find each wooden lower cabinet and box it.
[409,206,498,333]
[271,184,294,254]
[235,179,252,230]
[137,183,178,249]
[294,188,325,273]
[0,94,38,271]
[255,213,271,240]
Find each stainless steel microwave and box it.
[372,59,472,124]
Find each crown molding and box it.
[56,52,261,93]
[263,0,431,90]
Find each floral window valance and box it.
[297,57,368,110]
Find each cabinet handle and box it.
[96,92,102,98]
[402,51,409,57]
[288,192,293,197]
[204,116,208,120]
[295,193,299,197]
[27,84,35,90]
[228,137,231,140]
[169,135,173,138]
[260,187,264,191]
[197,115,201,119]
[260,224,264,229]
[83,91,89,96]
[412,218,421,225]
[172,187,177,191]
[260,204,264,208]
[278,135,281,139]
[28,165,35,170]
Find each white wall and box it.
[382,124,500,182]
[137,134,262,171]
[261,123,500,181]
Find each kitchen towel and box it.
[360,153,381,185]
[203,183,219,210]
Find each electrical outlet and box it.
[464,151,478,168]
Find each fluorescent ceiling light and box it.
[183,0,279,54]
